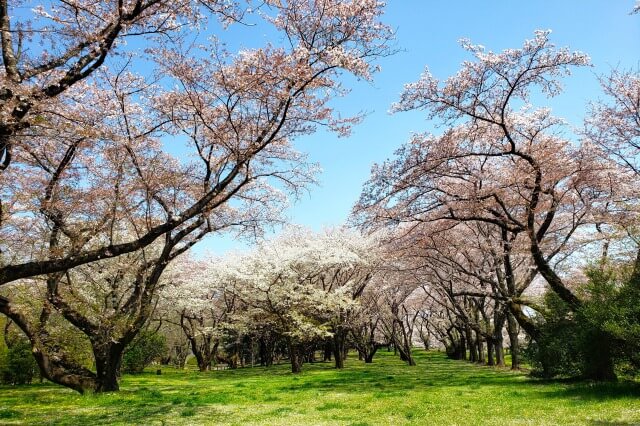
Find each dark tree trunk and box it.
[1,298,110,394]
[351,326,380,364]
[493,311,506,367]
[175,345,189,369]
[585,355,617,381]
[92,341,124,392]
[288,339,303,374]
[398,344,416,366]
[476,333,485,364]
[495,341,505,367]
[395,335,416,366]
[486,338,495,366]
[466,327,477,363]
[333,331,345,369]
[323,342,332,361]
[364,346,378,363]
[446,328,466,360]
[30,344,96,394]
[507,313,520,370]
[420,330,430,350]
[307,348,316,363]
[584,333,617,381]
[259,337,275,367]
[189,336,214,372]
[459,332,467,360]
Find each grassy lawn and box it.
[0,350,638,425]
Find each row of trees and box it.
[160,30,640,377]
[354,31,640,379]
[0,225,437,384]
[160,227,381,373]
[151,227,445,373]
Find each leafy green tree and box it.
[122,331,167,374]
[526,266,640,380]
[1,340,39,385]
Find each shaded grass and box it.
[0,351,638,425]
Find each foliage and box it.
[524,292,584,378]
[525,266,640,380]
[579,267,640,376]
[122,330,168,374]
[0,340,39,385]
[192,227,381,372]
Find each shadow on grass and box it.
[541,379,640,401]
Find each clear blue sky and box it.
[197,0,640,256]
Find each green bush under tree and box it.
[122,330,167,374]
[525,266,640,380]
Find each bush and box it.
[122,330,167,374]
[0,340,39,385]
[525,267,640,380]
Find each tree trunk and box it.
[364,347,377,363]
[466,326,477,363]
[420,330,430,350]
[31,345,97,394]
[493,311,506,367]
[93,341,125,392]
[288,340,303,374]
[584,333,617,381]
[476,332,485,364]
[507,313,520,370]
[395,335,416,366]
[323,342,332,361]
[259,337,275,366]
[333,331,345,369]
[486,338,495,366]
[0,299,102,394]
[189,336,213,372]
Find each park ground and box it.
[0,351,638,425]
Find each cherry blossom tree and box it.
[364,253,426,366]
[349,290,387,363]
[585,68,640,270]
[356,31,621,320]
[0,0,393,393]
[221,226,379,373]
[587,69,640,177]
[306,228,380,369]
[390,223,496,365]
[0,0,393,286]
[159,256,237,372]
[0,0,240,173]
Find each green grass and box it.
[0,351,638,425]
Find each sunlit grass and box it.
[0,350,638,425]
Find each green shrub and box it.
[122,330,167,373]
[0,340,39,385]
[525,266,640,380]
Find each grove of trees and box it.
[0,1,638,395]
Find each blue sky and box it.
[197,0,640,256]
